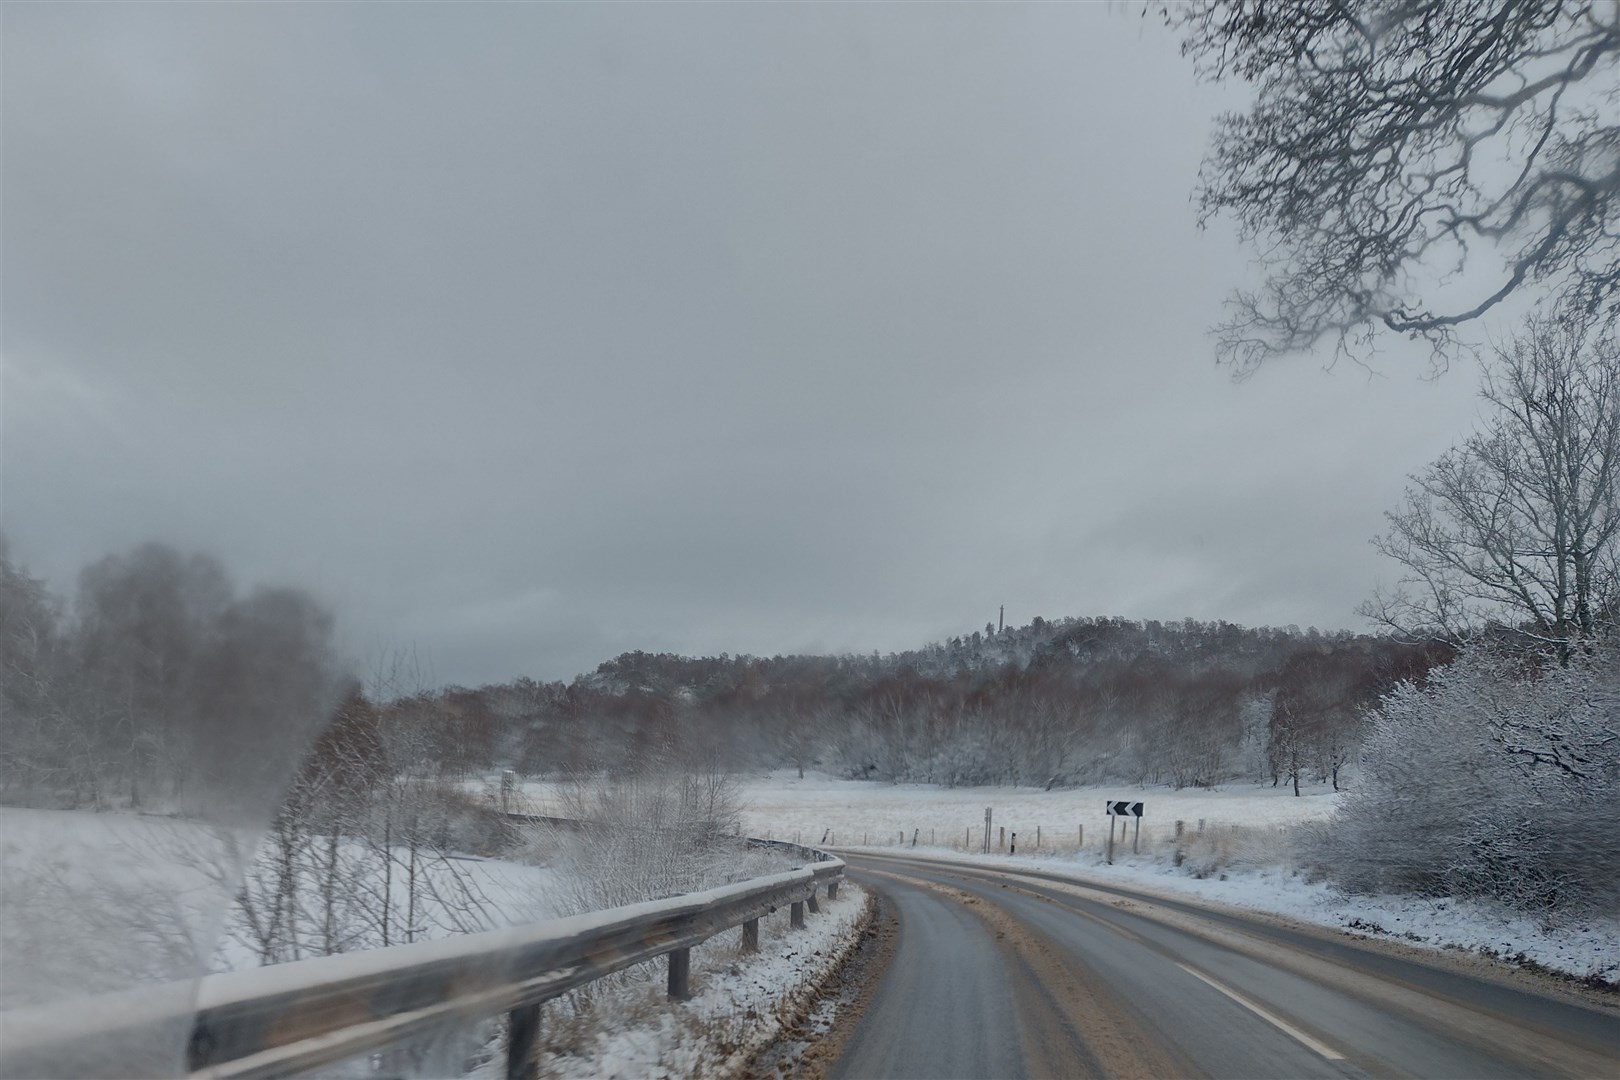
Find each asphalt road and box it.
[825,852,1619,1080]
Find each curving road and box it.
[822,852,1619,1080]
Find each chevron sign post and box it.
[1105,800,1145,863]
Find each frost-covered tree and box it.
[0,540,65,803]
[1363,310,1620,659]
[73,544,232,807]
[1318,645,1619,916]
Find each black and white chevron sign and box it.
[1106,800,1144,817]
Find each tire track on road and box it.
[849,852,1620,1079]
[859,867,1198,1079]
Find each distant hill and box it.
[419,615,1452,792]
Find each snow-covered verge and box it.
[464,882,871,1080]
[0,807,557,1009]
[2,804,871,1080]
[851,844,1620,987]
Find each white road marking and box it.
[1176,962,1346,1060]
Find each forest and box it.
[1,537,1451,810]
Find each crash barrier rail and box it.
[0,844,843,1080]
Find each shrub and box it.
[1315,646,1620,917]
[543,766,786,916]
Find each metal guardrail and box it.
[0,846,844,1080]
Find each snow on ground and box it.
[728,771,1342,850]
[0,807,241,1007]
[465,882,870,1080]
[505,771,1341,852]
[2,805,872,1080]
[0,807,557,1010]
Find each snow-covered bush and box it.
[1315,646,1619,917]
[542,766,787,917]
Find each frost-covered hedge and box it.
[1315,646,1619,917]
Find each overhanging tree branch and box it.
[1169,0,1620,369]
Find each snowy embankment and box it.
[724,773,1619,987]
[0,808,556,996]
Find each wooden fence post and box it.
[506,1003,541,1080]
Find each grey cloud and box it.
[4,4,1489,685]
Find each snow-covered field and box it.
[741,772,1341,850]
[507,771,1341,852]
[0,807,556,1009]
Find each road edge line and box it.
[1174,962,1346,1060]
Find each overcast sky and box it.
[3,3,1498,687]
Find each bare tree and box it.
[0,542,65,804]
[1362,310,1620,658]
[1168,1,1619,369]
[71,544,231,808]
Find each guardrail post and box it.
[668,948,691,1001]
[790,900,805,929]
[806,891,820,914]
[827,880,839,900]
[506,1003,541,1080]
[741,917,760,953]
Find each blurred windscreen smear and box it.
[0,541,346,1076]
